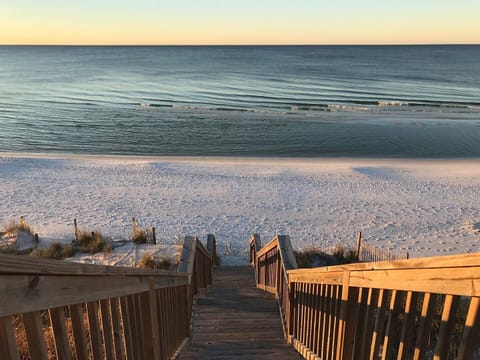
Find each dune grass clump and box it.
[32,242,76,260]
[138,253,172,270]
[4,220,34,236]
[33,242,66,260]
[76,230,112,254]
[132,230,147,244]
[294,244,358,268]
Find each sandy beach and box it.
[1,154,479,264]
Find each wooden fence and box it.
[250,234,480,360]
[0,234,215,360]
[355,232,409,263]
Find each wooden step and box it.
[180,266,301,360]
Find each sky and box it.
[1,0,479,45]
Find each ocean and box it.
[0,45,479,157]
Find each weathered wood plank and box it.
[183,266,301,359]
[290,267,480,297]
[0,253,188,277]
[457,297,480,360]
[0,274,187,317]
[397,291,419,360]
[100,299,115,360]
[70,304,89,360]
[49,307,72,360]
[110,298,125,360]
[413,293,437,360]
[433,294,460,360]
[23,311,48,360]
[86,301,103,360]
[119,296,135,360]
[0,316,20,360]
[288,252,480,275]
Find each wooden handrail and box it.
[177,235,214,295]
[250,234,480,360]
[0,234,217,360]
[250,234,298,340]
[0,253,188,276]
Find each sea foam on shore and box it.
[1,154,479,264]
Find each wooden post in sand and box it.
[132,218,138,240]
[74,218,79,242]
[152,227,156,245]
[355,231,362,260]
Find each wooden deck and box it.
[180,266,301,360]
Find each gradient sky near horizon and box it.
[1,0,479,45]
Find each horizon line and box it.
[1,42,479,46]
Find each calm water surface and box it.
[0,45,479,157]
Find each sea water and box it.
[0,45,479,157]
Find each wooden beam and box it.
[49,307,72,360]
[0,253,189,277]
[23,311,48,360]
[0,274,187,317]
[0,316,20,360]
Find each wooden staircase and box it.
[180,266,301,359]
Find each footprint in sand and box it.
[461,221,480,235]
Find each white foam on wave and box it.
[377,100,408,107]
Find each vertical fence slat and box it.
[354,288,368,358]
[413,292,437,360]
[315,283,325,356]
[321,284,329,359]
[139,285,161,360]
[359,288,378,360]
[433,294,460,360]
[119,297,134,360]
[457,297,480,360]
[329,285,341,359]
[327,285,335,360]
[110,297,125,360]
[100,299,116,359]
[23,311,48,360]
[70,304,89,360]
[342,286,360,360]
[0,316,20,360]
[165,286,173,358]
[49,307,72,360]
[381,290,403,360]
[86,301,103,360]
[370,288,387,360]
[157,288,168,360]
[131,294,145,359]
[336,272,350,360]
[306,283,313,351]
[311,283,320,356]
[397,291,419,360]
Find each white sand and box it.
[1,154,479,265]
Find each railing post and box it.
[276,253,281,298]
[337,271,351,360]
[355,231,362,260]
[287,281,295,344]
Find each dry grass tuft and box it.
[33,242,64,260]
[4,220,34,236]
[138,253,172,270]
[76,230,111,254]
[294,244,357,268]
[132,230,147,244]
